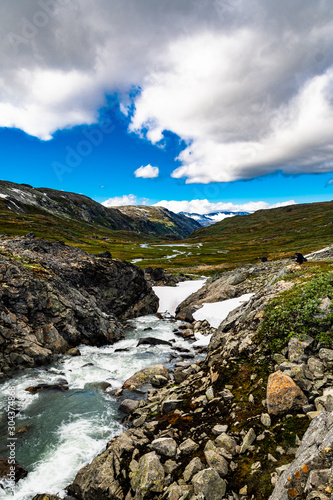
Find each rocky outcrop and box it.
[175,260,291,321]
[43,258,333,499]
[270,411,333,500]
[0,237,158,375]
[207,278,293,355]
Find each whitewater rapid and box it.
[0,279,254,499]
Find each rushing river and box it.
[0,281,205,499]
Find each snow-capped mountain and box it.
[180,211,250,226]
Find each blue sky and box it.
[0,1,332,214]
[1,104,332,211]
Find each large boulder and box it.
[123,364,170,390]
[267,370,308,415]
[119,399,140,415]
[68,431,135,499]
[137,337,172,347]
[130,451,165,499]
[192,468,227,500]
[151,438,177,458]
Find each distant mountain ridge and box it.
[0,180,200,240]
[181,210,250,226]
[116,205,201,238]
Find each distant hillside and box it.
[0,181,200,245]
[183,200,333,267]
[181,210,250,226]
[117,205,200,237]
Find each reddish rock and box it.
[267,370,308,415]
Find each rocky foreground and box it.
[32,251,332,500]
[3,241,332,500]
[0,236,158,376]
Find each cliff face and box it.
[0,237,158,376]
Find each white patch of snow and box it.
[153,279,206,316]
[0,194,8,198]
[192,332,212,347]
[7,200,21,211]
[134,208,149,213]
[305,246,331,258]
[11,188,26,195]
[193,293,254,328]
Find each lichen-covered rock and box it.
[68,431,135,499]
[215,433,237,456]
[269,411,333,500]
[151,438,177,458]
[308,357,325,377]
[192,468,226,500]
[267,370,308,415]
[239,428,256,453]
[288,336,313,363]
[204,449,228,477]
[183,457,203,482]
[179,438,199,456]
[319,348,333,363]
[123,364,170,390]
[130,451,165,499]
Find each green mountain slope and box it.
[116,205,199,239]
[0,181,331,275]
[178,200,333,271]
[0,181,200,249]
[113,200,332,276]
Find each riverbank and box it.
[1,238,332,499]
[65,249,333,500]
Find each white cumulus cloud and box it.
[153,199,296,214]
[134,164,159,179]
[102,194,139,207]
[1,0,333,181]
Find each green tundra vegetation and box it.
[258,264,333,351]
[0,180,332,276]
